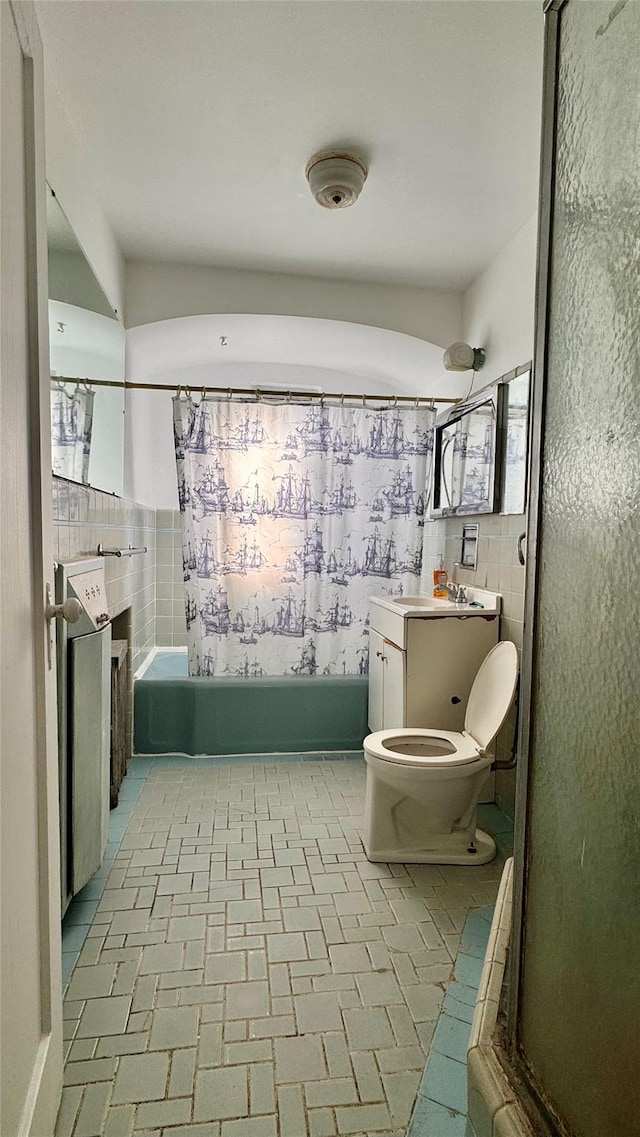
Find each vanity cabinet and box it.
[368,599,499,733]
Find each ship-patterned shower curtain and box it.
[173,396,434,677]
[50,381,94,483]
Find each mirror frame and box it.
[430,386,502,519]
[498,362,531,516]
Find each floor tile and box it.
[149,1005,199,1049]
[194,1065,248,1121]
[266,932,308,962]
[355,970,402,1007]
[66,964,116,1001]
[403,982,444,1023]
[139,942,183,974]
[343,1007,395,1050]
[56,754,509,1137]
[206,950,246,983]
[167,914,206,941]
[275,1035,327,1083]
[111,1052,169,1104]
[76,995,131,1038]
[328,943,370,973]
[226,979,270,1019]
[382,1068,422,1127]
[283,907,321,932]
[294,992,343,1032]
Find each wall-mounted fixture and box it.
[305,150,368,209]
[456,524,480,570]
[443,342,486,372]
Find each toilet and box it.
[363,640,518,865]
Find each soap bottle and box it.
[433,554,448,598]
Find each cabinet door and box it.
[368,629,385,732]
[70,627,111,894]
[382,639,405,728]
[405,616,498,730]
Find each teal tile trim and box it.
[409,1097,468,1136]
[406,805,512,1137]
[407,904,494,1135]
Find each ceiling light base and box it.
[305,151,368,209]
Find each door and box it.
[509,3,640,1134]
[0,3,63,1134]
[368,628,385,732]
[369,630,405,731]
[71,628,111,893]
[381,640,404,729]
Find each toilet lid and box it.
[465,641,519,752]
[364,729,481,767]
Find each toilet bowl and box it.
[363,640,518,865]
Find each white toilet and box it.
[363,640,518,865]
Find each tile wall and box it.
[52,476,157,741]
[155,509,187,647]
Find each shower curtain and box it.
[50,382,94,483]
[173,395,434,677]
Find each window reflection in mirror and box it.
[500,368,530,515]
[47,187,125,496]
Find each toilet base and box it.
[364,826,496,866]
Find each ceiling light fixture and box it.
[305,150,368,209]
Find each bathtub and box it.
[134,649,369,756]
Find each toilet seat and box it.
[364,729,482,768]
[364,641,519,770]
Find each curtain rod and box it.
[51,376,460,406]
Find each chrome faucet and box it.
[446,582,468,604]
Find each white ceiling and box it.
[36,0,543,291]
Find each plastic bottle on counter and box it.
[433,554,448,598]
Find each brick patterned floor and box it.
[56,756,506,1137]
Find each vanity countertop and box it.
[371,587,501,618]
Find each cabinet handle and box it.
[376,651,386,660]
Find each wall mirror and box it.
[499,364,530,515]
[47,187,125,496]
[430,386,501,518]
[429,363,531,519]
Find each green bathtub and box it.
[134,667,369,756]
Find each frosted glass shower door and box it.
[513,3,640,1134]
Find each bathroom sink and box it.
[392,596,439,607]
[371,588,502,619]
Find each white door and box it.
[381,640,404,729]
[368,629,385,732]
[0,3,63,1134]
